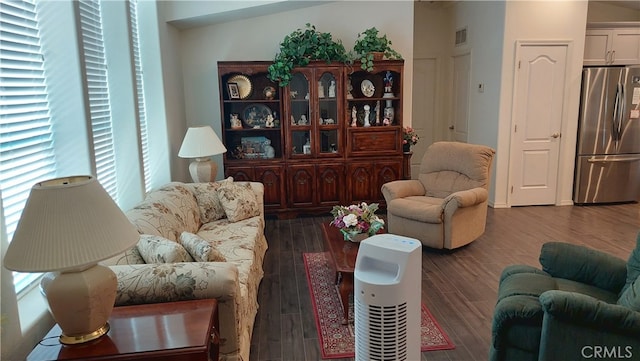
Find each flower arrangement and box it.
[403,126,419,146]
[330,202,385,241]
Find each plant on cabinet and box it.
[353,27,402,72]
[268,23,349,87]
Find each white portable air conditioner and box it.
[354,234,422,361]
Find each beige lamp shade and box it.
[3,175,139,272]
[178,125,227,159]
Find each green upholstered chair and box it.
[490,233,640,361]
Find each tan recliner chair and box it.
[382,141,495,249]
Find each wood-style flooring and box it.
[250,203,640,361]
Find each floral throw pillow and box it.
[136,234,194,264]
[190,178,232,224]
[179,232,226,262]
[216,181,260,222]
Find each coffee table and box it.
[321,223,386,324]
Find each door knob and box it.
[449,125,455,130]
[551,132,560,138]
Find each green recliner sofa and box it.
[490,233,640,361]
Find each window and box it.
[78,0,118,200]
[0,0,56,292]
[129,0,151,192]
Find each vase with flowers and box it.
[329,202,385,242]
[402,126,419,153]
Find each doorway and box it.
[509,42,568,206]
[451,52,471,142]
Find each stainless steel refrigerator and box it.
[574,66,640,204]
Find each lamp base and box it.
[189,158,218,183]
[60,323,110,345]
[40,264,117,345]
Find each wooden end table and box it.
[27,299,219,361]
[321,223,385,325]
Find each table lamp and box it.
[178,126,227,182]
[3,176,140,345]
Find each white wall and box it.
[450,1,506,203]
[175,1,414,180]
[411,2,454,177]
[495,1,588,207]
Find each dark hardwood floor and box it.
[250,203,640,361]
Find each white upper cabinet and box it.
[584,23,640,66]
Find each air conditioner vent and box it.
[455,27,467,46]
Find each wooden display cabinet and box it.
[218,60,405,217]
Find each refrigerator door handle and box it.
[612,83,623,142]
[587,156,640,164]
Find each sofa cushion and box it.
[388,196,444,223]
[418,142,494,198]
[621,233,640,294]
[144,183,200,233]
[180,231,226,262]
[618,275,640,311]
[137,234,194,264]
[126,201,184,241]
[216,181,260,222]
[101,246,145,266]
[188,178,232,223]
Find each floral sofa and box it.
[101,179,267,361]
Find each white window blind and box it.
[0,0,56,292]
[129,0,150,192]
[78,0,117,199]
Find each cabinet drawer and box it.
[347,128,401,156]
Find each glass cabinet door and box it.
[289,71,311,156]
[318,71,339,155]
[286,67,342,158]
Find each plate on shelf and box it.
[228,74,252,99]
[361,79,375,97]
[243,104,272,128]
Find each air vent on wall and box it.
[455,27,467,46]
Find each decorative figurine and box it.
[328,80,336,98]
[351,106,358,127]
[363,105,371,127]
[375,101,381,125]
[230,114,242,129]
[264,139,275,159]
[346,78,353,99]
[299,114,308,125]
[291,115,296,125]
[265,113,274,128]
[384,99,394,125]
[318,81,325,98]
[303,139,311,154]
[263,86,276,100]
[383,71,394,98]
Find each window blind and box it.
[78,0,117,199]
[129,0,150,192]
[0,0,56,292]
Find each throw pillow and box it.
[216,181,260,222]
[190,178,232,224]
[136,234,194,264]
[179,232,226,262]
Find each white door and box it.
[450,53,470,142]
[510,43,567,206]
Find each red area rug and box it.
[303,252,455,359]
